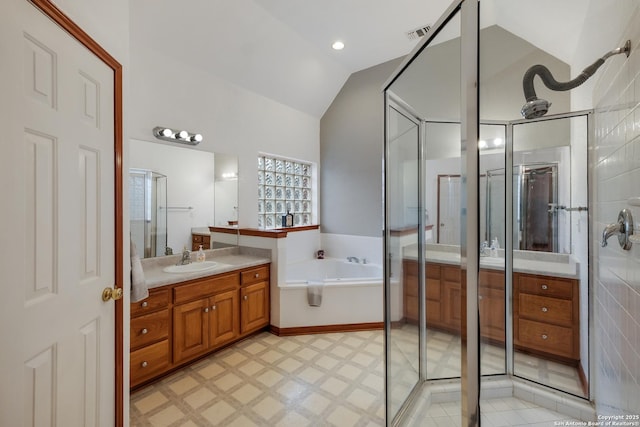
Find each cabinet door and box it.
[443,280,462,331]
[173,299,209,363]
[479,287,505,342]
[209,290,239,347]
[241,281,269,333]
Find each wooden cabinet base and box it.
[130,263,270,389]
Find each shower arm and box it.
[523,40,631,103]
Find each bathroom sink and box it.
[163,261,218,274]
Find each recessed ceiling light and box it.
[332,41,345,50]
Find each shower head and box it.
[520,40,631,119]
[521,98,551,120]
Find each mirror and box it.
[129,139,239,258]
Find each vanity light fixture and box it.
[222,172,238,180]
[332,41,345,50]
[153,126,203,146]
[478,139,487,149]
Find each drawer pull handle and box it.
[254,273,259,278]
[141,301,148,308]
[541,307,548,313]
[141,361,148,368]
[541,284,548,290]
[541,334,548,340]
[244,295,248,301]
[204,307,209,313]
[212,305,216,310]
[141,328,148,335]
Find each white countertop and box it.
[140,248,270,289]
[404,245,579,279]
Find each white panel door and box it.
[0,1,116,425]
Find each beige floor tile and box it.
[133,391,168,414]
[183,387,216,410]
[252,395,284,420]
[256,369,284,387]
[301,392,331,415]
[315,354,340,370]
[346,388,378,410]
[200,400,236,425]
[231,383,262,404]
[221,351,248,366]
[237,360,265,376]
[147,405,184,427]
[320,377,349,396]
[225,415,260,427]
[196,362,225,379]
[298,366,325,384]
[327,405,361,427]
[337,363,364,380]
[167,375,199,396]
[278,357,303,373]
[274,410,313,427]
[215,372,243,391]
[295,346,320,360]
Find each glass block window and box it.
[258,155,312,229]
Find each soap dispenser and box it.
[490,237,499,257]
[196,245,206,262]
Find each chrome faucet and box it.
[601,208,634,250]
[347,256,360,263]
[601,222,622,247]
[178,248,192,265]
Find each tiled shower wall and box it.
[593,5,640,416]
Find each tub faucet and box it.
[178,248,192,265]
[347,256,360,263]
[601,222,622,247]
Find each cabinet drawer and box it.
[241,265,270,285]
[173,272,239,304]
[131,288,169,317]
[479,269,504,290]
[192,234,204,243]
[518,275,573,299]
[130,310,169,350]
[517,318,574,358]
[130,340,170,386]
[519,294,573,326]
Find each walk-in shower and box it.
[383,1,634,425]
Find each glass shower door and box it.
[385,101,422,423]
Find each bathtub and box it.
[278,258,384,330]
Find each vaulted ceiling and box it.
[130,0,617,118]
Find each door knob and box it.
[102,287,123,302]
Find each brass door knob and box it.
[102,287,123,302]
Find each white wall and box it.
[129,139,215,252]
[589,2,640,416]
[128,44,320,230]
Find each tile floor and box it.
[130,330,385,426]
[131,329,585,426]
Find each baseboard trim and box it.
[270,322,383,336]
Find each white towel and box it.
[307,281,324,307]
[130,239,148,302]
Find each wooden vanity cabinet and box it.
[514,273,579,362]
[240,265,270,333]
[130,263,270,389]
[172,271,241,365]
[401,259,580,364]
[130,288,171,388]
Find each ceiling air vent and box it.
[406,25,431,40]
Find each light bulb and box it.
[161,128,172,137]
[332,41,345,50]
[191,133,203,143]
[493,138,503,146]
[177,130,189,140]
[478,140,487,149]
